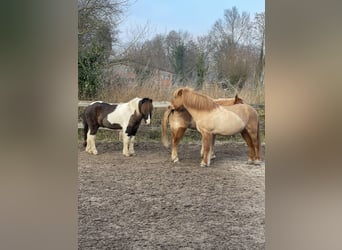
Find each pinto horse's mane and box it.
[127,97,153,116]
[128,97,141,114]
[174,87,219,112]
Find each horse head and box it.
[170,87,189,110]
[171,87,218,112]
[139,98,153,125]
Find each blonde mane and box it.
[177,88,219,111]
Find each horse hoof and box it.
[200,162,208,167]
[247,159,254,165]
[210,154,216,160]
[86,148,97,155]
[172,158,179,163]
[253,160,262,165]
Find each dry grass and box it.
[238,84,265,105]
[97,80,264,105]
[98,81,178,103]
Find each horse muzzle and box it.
[144,114,151,125]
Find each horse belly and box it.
[217,115,245,135]
[197,113,245,135]
[102,118,122,130]
[106,104,133,126]
[213,122,243,135]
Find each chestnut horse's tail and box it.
[161,106,172,148]
[82,113,88,147]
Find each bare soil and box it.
[78,141,265,249]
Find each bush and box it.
[78,43,107,99]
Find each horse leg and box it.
[122,132,130,157]
[249,122,261,165]
[82,114,88,147]
[211,134,216,160]
[85,130,92,153]
[241,129,255,164]
[200,132,213,167]
[128,136,136,156]
[171,127,186,163]
[200,134,216,159]
[86,125,99,155]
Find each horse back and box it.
[84,102,118,127]
[214,98,236,106]
[222,104,258,124]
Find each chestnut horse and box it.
[162,95,243,163]
[170,87,260,167]
[82,97,153,156]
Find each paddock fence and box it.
[78,101,265,142]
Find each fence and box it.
[78,100,265,142]
[78,101,170,129]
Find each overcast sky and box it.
[118,0,264,42]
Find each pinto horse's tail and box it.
[82,113,88,147]
[161,106,172,148]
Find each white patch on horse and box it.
[129,136,136,155]
[106,98,141,127]
[86,131,97,155]
[104,97,142,156]
[145,114,151,125]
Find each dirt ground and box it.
[78,141,265,249]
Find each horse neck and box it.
[181,103,207,122]
[181,92,217,119]
[130,111,143,124]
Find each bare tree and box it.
[78,0,129,98]
[78,0,129,53]
[164,30,201,84]
[224,6,252,45]
[207,6,257,89]
[253,12,265,86]
[209,6,252,49]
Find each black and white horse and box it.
[82,97,153,156]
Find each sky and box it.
[118,0,264,42]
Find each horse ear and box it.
[176,88,183,96]
[234,94,243,104]
[142,98,152,103]
[234,94,240,104]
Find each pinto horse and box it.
[82,97,153,156]
[170,87,260,167]
[162,95,243,163]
